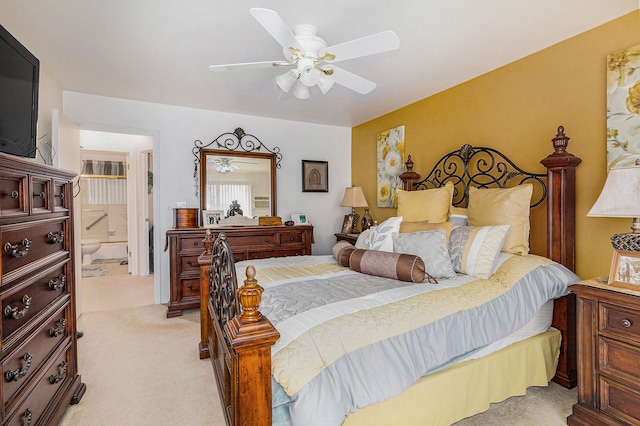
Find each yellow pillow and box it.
[399,220,454,243]
[467,185,533,256]
[396,181,453,222]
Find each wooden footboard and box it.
[198,126,581,426]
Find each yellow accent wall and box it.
[352,11,640,280]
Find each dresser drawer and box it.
[179,236,206,253]
[2,219,68,285]
[279,231,304,245]
[600,302,640,344]
[247,248,306,260]
[2,262,69,342]
[599,337,640,386]
[181,278,200,298]
[0,171,28,217]
[600,375,640,424]
[180,255,201,274]
[4,346,72,426]
[52,180,69,212]
[2,306,70,407]
[230,233,277,248]
[30,177,51,214]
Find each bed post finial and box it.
[551,125,570,154]
[237,265,264,322]
[399,155,421,191]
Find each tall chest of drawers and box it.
[568,279,640,425]
[0,154,84,425]
[165,225,314,318]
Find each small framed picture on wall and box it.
[302,160,328,192]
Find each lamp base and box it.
[361,209,374,232]
[611,233,640,251]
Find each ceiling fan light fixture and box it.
[293,82,310,100]
[317,74,335,95]
[276,69,299,92]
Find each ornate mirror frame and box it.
[193,128,281,217]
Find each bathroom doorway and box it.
[78,130,154,278]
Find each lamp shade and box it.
[340,186,369,208]
[588,165,640,218]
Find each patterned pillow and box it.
[392,229,456,279]
[399,220,454,243]
[355,228,373,249]
[361,216,403,252]
[448,225,510,279]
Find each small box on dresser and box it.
[0,153,85,425]
[568,277,640,425]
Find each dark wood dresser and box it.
[165,225,313,318]
[0,154,85,425]
[568,278,640,425]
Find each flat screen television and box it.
[0,23,39,158]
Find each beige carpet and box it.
[60,274,577,425]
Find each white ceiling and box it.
[1,1,638,128]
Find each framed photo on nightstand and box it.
[608,248,640,290]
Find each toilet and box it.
[81,239,101,266]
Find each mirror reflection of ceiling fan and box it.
[213,157,258,173]
[209,8,400,100]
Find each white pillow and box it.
[365,216,403,252]
[355,228,373,249]
[392,229,456,279]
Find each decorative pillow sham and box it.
[332,241,355,267]
[399,220,454,243]
[448,206,468,228]
[448,225,510,279]
[349,248,426,283]
[362,216,403,252]
[467,185,532,256]
[396,181,453,222]
[392,229,456,279]
[354,228,373,249]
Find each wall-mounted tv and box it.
[0,24,39,158]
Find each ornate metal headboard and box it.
[209,234,238,340]
[402,145,547,208]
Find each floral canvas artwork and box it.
[607,44,640,170]
[377,126,405,207]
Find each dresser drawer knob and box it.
[48,275,66,291]
[4,295,32,319]
[21,408,32,426]
[46,230,65,244]
[49,361,68,384]
[4,238,31,258]
[54,192,64,200]
[49,318,67,337]
[193,241,199,246]
[621,319,632,328]
[5,353,33,382]
[9,190,19,199]
[265,238,270,242]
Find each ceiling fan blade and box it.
[209,60,291,72]
[249,8,303,51]
[329,66,377,94]
[320,30,400,63]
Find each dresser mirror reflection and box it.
[199,149,277,218]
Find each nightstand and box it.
[568,278,640,425]
[335,233,359,245]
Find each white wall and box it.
[62,91,352,305]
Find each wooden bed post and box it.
[225,265,280,426]
[541,125,581,389]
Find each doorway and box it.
[78,130,154,279]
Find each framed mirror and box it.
[199,149,277,218]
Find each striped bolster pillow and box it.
[349,249,425,283]
[332,241,356,267]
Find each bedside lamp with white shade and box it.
[588,163,640,250]
[340,186,373,233]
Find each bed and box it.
[198,125,582,426]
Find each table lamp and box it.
[587,163,640,251]
[340,186,373,233]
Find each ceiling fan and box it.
[209,8,400,100]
